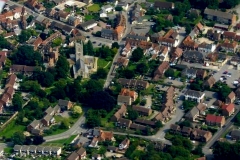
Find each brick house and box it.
[225,91,236,104]
[132,105,152,116]
[203,76,216,89]
[222,103,235,116]
[205,114,225,127]
[111,104,127,122]
[153,61,169,81]
[191,129,212,142]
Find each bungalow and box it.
[184,89,205,103]
[222,103,235,116]
[27,119,41,132]
[205,114,225,127]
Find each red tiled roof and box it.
[206,114,224,123]
[222,103,234,113]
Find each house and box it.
[0,52,6,69]
[79,20,97,30]
[204,52,228,67]
[107,146,118,153]
[0,93,10,105]
[181,68,197,79]
[159,29,179,47]
[92,154,102,160]
[225,91,236,104]
[116,118,132,128]
[183,50,204,64]
[198,42,216,53]
[35,16,51,28]
[170,124,181,134]
[121,42,131,57]
[181,126,192,137]
[116,1,128,10]
[101,5,114,13]
[115,57,129,67]
[68,16,81,27]
[41,114,55,127]
[204,8,236,25]
[62,25,74,35]
[118,78,149,89]
[182,36,198,50]
[99,130,114,141]
[154,1,174,9]
[89,137,98,148]
[119,88,138,102]
[230,130,240,141]
[222,103,235,116]
[14,145,62,156]
[111,104,127,122]
[58,99,73,110]
[5,74,17,89]
[114,26,125,40]
[5,86,15,99]
[153,61,169,81]
[134,118,156,128]
[27,119,40,132]
[56,11,70,22]
[191,129,212,142]
[101,29,115,40]
[203,76,216,89]
[222,31,236,40]
[185,103,206,121]
[41,31,62,46]
[220,40,238,53]
[126,33,149,42]
[119,138,130,150]
[131,4,145,24]
[32,37,43,51]
[45,8,56,17]
[67,152,80,160]
[206,29,221,41]
[184,89,205,103]
[196,69,207,80]
[132,105,152,116]
[117,95,131,105]
[170,47,183,61]
[206,114,225,127]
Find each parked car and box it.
[223,71,228,74]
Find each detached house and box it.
[119,138,130,150]
[119,88,138,102]
[58,99,73,110]
[181,68,197,79]
[159,29,179,47]
[198,42,216,53]
[184,89,205,103]
[203,76,216,89]
[222,103,235,116]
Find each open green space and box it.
[43,135,76,147]
[87,4,100,12]
[85,15,94,21]
[0,120,26,138]
[97,58,110,68]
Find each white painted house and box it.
[184,89,205,103]
[198,42,216,53]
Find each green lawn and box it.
[87,4,100,12]
[4,147,13,154]
[43,135,76,147]
[0,120,26,138]
[85,15,94,21]
[101,109,116,128]
[97,58,110,68]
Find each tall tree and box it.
[12,131,26,145]
[12,45,42,66]
[87,41,94,56]
[55,56,70,79]
[12,93,23,111]
[131,47,144,62]
[136,62,149,75]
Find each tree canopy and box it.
[213,141,240,160]
[55,56,70,79]
[131,47,144,62]
[136,62,149,75]
[12,45,42,66]
[12,93,23,111]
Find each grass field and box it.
[97,58,110,68]
[85,14,94,21]
[0,120,26,138]
[87,4,100,12]
[43,135,77,147]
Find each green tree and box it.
[72,105,82,118]
[92,68,108,79]
[86,40,94,56]
[111,42,120,49]
[128,109,139,120]
[88,91,115,111]
[12,45,42,66]
[12,93,23,111]
[122,69,135,79]
[131,47,144,62]
[165,68,175,77]
[55,56,70,79]
[185,24,192,34]
[26,15,34,23]
[35,71,54,87]
[12,131,26,145]
[115,6,123,11]
[51,38,62,47]
[60,118,70,129]
[235,113,240,126]
[85,79,103,95]
[213,141,240,160]
[18,30,32,43]
[0,35,11,49]
[155,121,163,128]
[136,62,149,74]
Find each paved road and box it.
[202,108,240,159]
[44,114,86,142]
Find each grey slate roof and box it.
[185,89,204,98]
[204,8,234,20]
